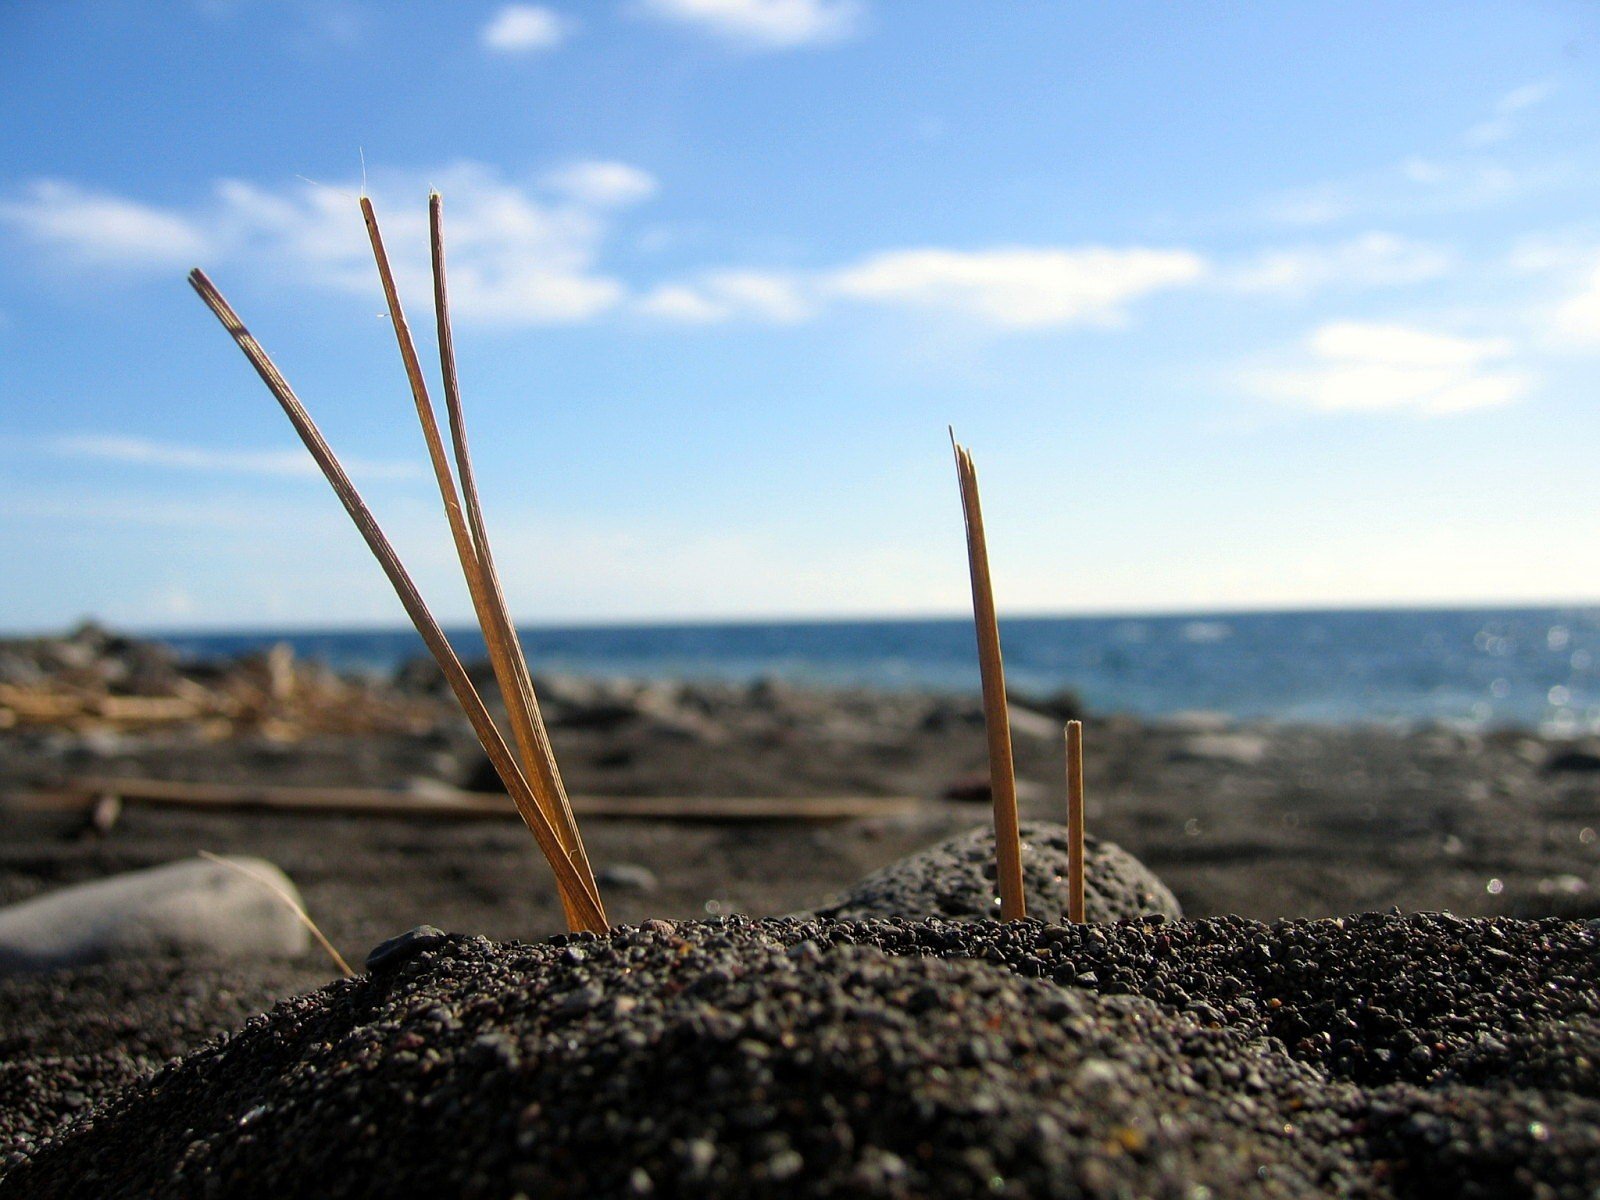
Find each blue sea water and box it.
[159,607,1600,733]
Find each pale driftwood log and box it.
[18,778,920,824]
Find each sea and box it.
[159,606,1600,735]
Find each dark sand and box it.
[6,911,1600,1197]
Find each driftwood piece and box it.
[14,777,921,824]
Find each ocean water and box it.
[160,606,1600,733]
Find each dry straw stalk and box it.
[950,434,1027,921]
[188,263,608,933]
[361,196,602,928]
[1066,719,1086,923]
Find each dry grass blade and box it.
[197,850,354,977]
[360,197,603,928]
[427,193,598,908]
[186,269,607,933]
[950,432,1026,921]
[1066,719,1086,923]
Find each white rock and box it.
[1175,732,1269,765]
[0,856,310,976]
[1006,706,1063,741]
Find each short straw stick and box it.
[360,197,602,927]
[187,269,607,934]
[1065,719,1086,923]
[427,193,598,906]
[198,851,354,978]
[950,433,1026,921]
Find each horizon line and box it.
[9,595,1599,642]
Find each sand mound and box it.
[809,821,1181,923]
[6,913,1600,1198]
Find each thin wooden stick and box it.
[198,851,354,977]
[950,432,1026,921]
[187,269,607,933]
[360,197,603,928]
[1065,719,1085,923]
[427,193,598,906]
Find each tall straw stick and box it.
[1065,719,1086,924]
[950,434,1026,921]
[187,269,607,933]
[427,193,597,904]
[198,851,354,977]
[359,198,602,927]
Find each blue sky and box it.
[3,0,1599,632]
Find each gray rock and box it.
[597,864,660,894]
[1546,746,1600,773]
[366,925,449,972]
[0,857,309,976]
[806,821,1181,925]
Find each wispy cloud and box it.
[0,180,213,268]
[824,246,1205,329]
[1550,261,1600,347]
[481,4,569,53]
[1228,233,1452,297]
[1501,233,1600,351]
[1243,321,1532,416]
[639,0,861,49]
[636,269,811,323]
[1464,80,1556,147]
[542,161,658,208]
[2,162,637,325]
[1261,154,1539,229]
[53,434,422,481]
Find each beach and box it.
[5,626,1600,1192]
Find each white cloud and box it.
[1245,321,1532,416]
[636,269,811,323]
[0,180,212,267]
[3,162,645,326]
[481,5,568,53]
[1465,80,1556,146]
[1229,233,1452,296]
[8,169,1210,338]
[826,246,1205,329]
[53,434,422,481]
[543,161,658,208]
[640,0,860,48]
[1263,157,1535,229]
[1551,261,1600,346]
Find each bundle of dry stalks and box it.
[190,195,608,933]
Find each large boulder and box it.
[808,820,1181,924]
[0,857,310,976]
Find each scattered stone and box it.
[365,925,449,973]
[596,864,659,894]
[1546,747,1600,773]
[1174,732,1269,766]
[1003,704,1063,741]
